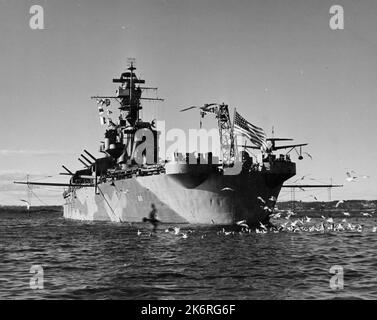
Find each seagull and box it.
[20,199,31,211]
[286,211,295,219]
[336,224,345,231]
[321,215,326,220]
[291,220,299,227]
[362,212,372,217]
[221,187,234,192]
[326,217,334,224]
[137,229,141,236]
[343,212,350,216]
[257,196,266,204]
[304,152,313,160]
[335,200,344,208]
[342,219,347,223]
[372,227,377,233]
[181,233,188,239]
[305,216,311,223]
[350,170,370,179]
[346,172,358,182]
[236,220,249,228]
[173,227,180,235]
[281,222,288,228]
[179,103,218,112]
[263,206,273,213]
[179,106,199,112]
[259,222,267,230]
[346,223,354,231]
[292,175,309,183]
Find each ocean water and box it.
[1,211,377,300]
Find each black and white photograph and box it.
[0,0,377,306]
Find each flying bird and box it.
[350,170,369,179]
[179,106,198,112]
[179,103,218,112]
[221,187,234,192]
[236,220,249,228]
[263,206,273,213]
[20,199,31,211]
[259,222,267,230]
[291,220,299,227]
[293,174,311,183]
[257,196,266,204]
[304,152,313,160]
[271,213,281,219]
[286,211,296,219]
[335,200,344,208]
[346,172,358,182]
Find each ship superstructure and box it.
[16,61,310,226]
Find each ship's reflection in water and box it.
[1,210,377,299]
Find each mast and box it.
[91,60,164,169]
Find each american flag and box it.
[233,111,267,149]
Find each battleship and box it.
[15,60,310,226]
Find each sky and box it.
[0,0,377,205]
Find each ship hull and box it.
[63,163,295,226]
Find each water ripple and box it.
[0,211,376,299]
